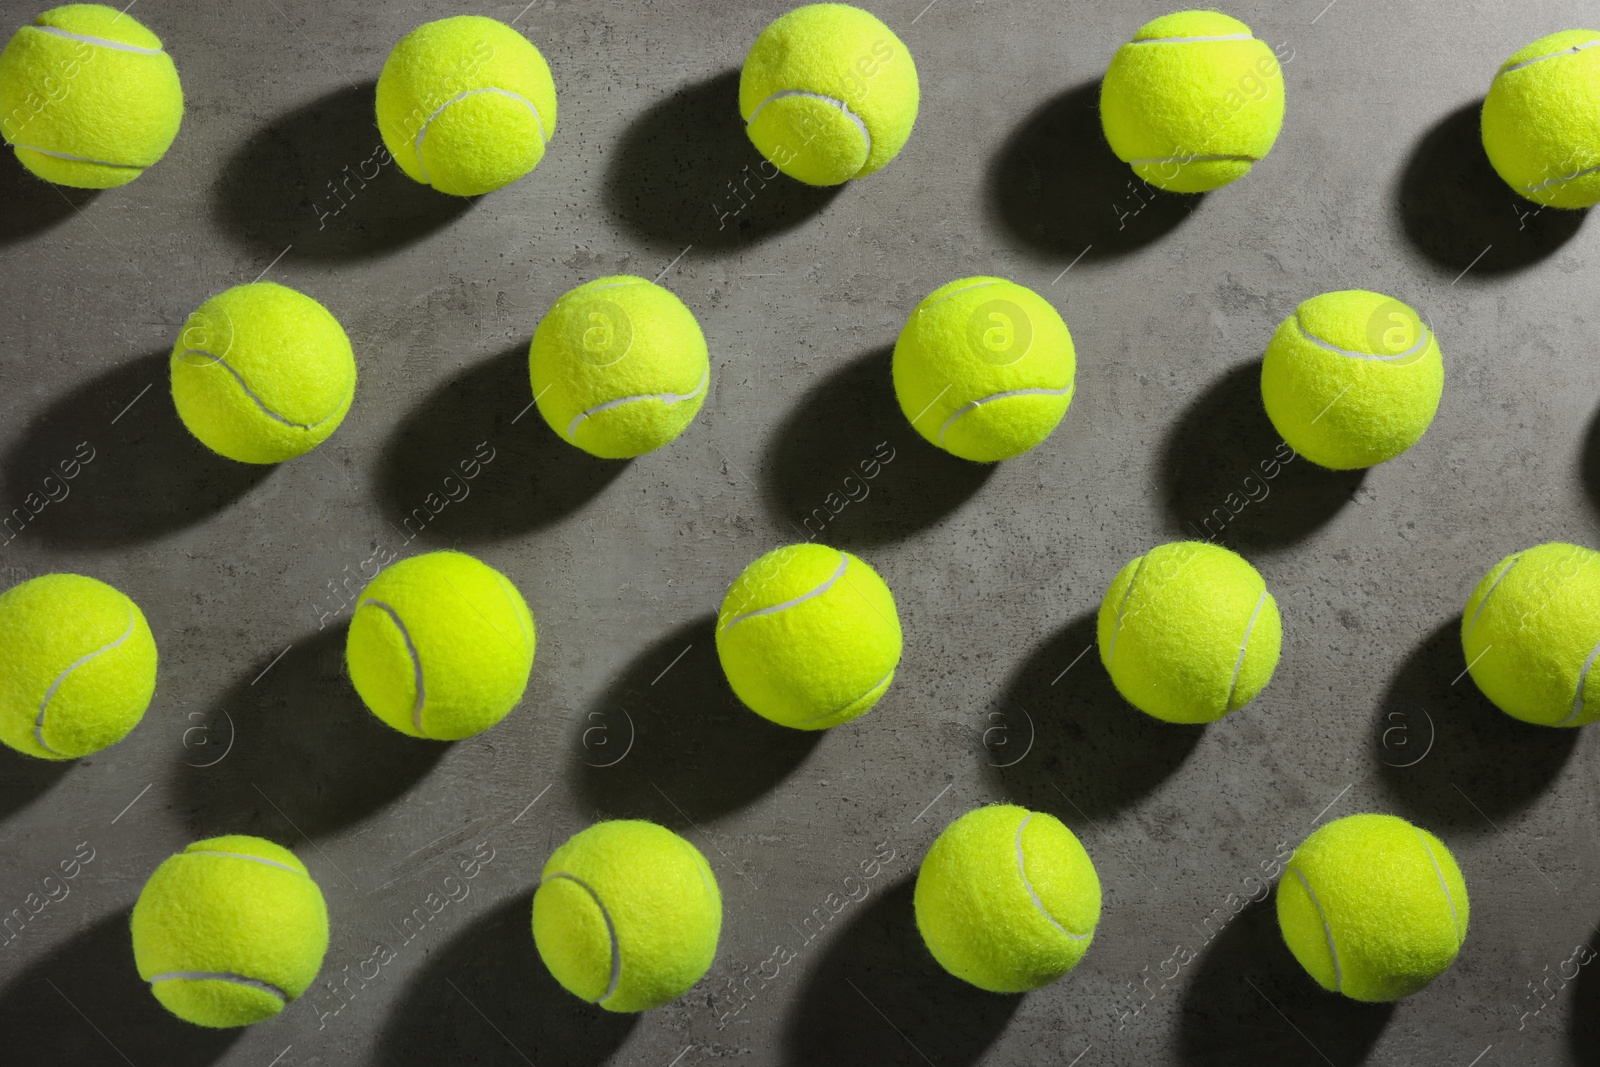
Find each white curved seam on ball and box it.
[1413,829,1463,946]
[567,369,708,439]
[490,572,533,652]
[360,599,427,735]
[1129,33,1255,44]
[1461,554,1520,642]
[1224,590,1269,711]
[1558,636,1600,726]
[936,383,1075,445]
[147,970,288,1001]
[34,609,135,755]
[542,872,622,1003]
[1107,556,1148,666]
[687,848,717,903]
[6,143,139,169]
[179,348,343,430]
[185,849,303,875]
[722,555,848,632]
[31,24,164,53]
[1497,38,1600,75]
[677,837,718,905]
[1525,162,1600,195]
[414,87,547,185]
[791,664,895,726]
[1293,314,1431,363]
[746,89,872,158]
[1128,152,1258,165]
[1015,814,1089,941]
[919,279,1001,311]
[1292,867,1343,993]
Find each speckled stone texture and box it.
[1,1,1597,1064]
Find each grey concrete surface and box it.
[1,0,1597,1064]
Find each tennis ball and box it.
[1260,289,1443,471]
[0,4,183,189]
[892,277,1076,463]
[715,543,901,730]
[529,276,709,459]
[170,282,356,465]
[0,573,156,760]
[1098,541,1281,724]
[1461,542,1600,726]
[131,835,329,1027]
[533,820,721,1012]
[346,551,535,740]
[376,15,557,197]
[1100,10,1285,193]
[1278,813,1468,1002]
[1481,30,1600,210]
[914,805,1100,993]
[739,3,919,186]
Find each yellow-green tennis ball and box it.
[1278,813,1468,1002]
[892,277,1076,463]
[376,15,557,197]
[170,282,356,465]
[739,3,919,187]
[1461,542,1600,726]
[1260,289,1443,471]
[1100,10,1285,193]
[1481,30,1600,210]
[131,835,329,1028]
[532,820,721,1012]
[1098,541,1281,724]
[914,805,1101,993]
[715,543,901,730]
[0,4,183,189]
[0,573,156,760]
[345,550,535,740]
[529,276,709,460]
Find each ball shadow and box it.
[1,351,272,548]
[0,154,101,245]
[1569,921,1600,1061]
[0,908,242,1065]
[0,747,74,824]
[376,343,625,544]
[175,625,447,841]
[573,615,823,823]
[1161,360,1365,550]
[376,892,637,1066]
[1375,619,1578,829]
[763,346,994,548]
[782,877,1021,1066]
[1578,403,1600,516]
[604,69,842,250]
[213,81,473,263]
[1397,100,1586,276]
[1176,897,1394,1066]
[988,611,1203,821]
[987,80,1202,260]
